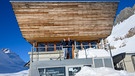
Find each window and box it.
[38,68,46,76]
[104,58,113,68]
[38,43,45,52]
[68,67,81,76]
[56,42,61,50]
[47,43,54,51]
[94,59,103,68]
[90,41,97,48]
[76,41,81,50]
[82,42,89,49]
[38,67,65,76]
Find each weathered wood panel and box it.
[11,2,118,42]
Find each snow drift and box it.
[75,66,135,76]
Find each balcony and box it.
[29,42,107,61]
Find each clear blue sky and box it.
[0,0,135,62]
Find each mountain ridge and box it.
[0,48,27,73]
[114,4,135,25]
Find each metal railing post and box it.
[108,43,113,58]
[74,40,77,58]
[59,46,62,61]
[84,46,88,59]
[108,43,114,69]
[37,47,39,61]
[31,47,33,62]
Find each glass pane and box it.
[46,67,65,76]
[38,67,65,76]
[56,42,61,50]
[76,42,81,50]
[82,42,89,49]
[104,58,113,68]
[48,43,54,51]
[38,43,45,52]
[38,68,46,76]
[90,41,97,48]
[68,67,81,76]
[94,59,103,68]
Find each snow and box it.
[107,14,135,53]
[76,66,135,76]
[109,14,135,39]
[0,67,135,76]
[78,48,110,58]
[110,36,135,55]
[0,70,28,76]
[2,48,11,53]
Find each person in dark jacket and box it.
[61,38,68,59]
[67,38,74,59]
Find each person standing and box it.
[67,38,74,59]
[61,38,68,59]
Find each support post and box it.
[54,43,56,51]
[72,40,76,59]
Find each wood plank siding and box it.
[11,2,118,42]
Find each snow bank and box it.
[1,67,135,76]
[75,66,135,76]
[78,48,110,58]
[0,70,28,76]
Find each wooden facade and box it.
[11,2,118,43]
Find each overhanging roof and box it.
[11,1,119,42]
[10,0,120,2]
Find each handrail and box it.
[32,44,100,51]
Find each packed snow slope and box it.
[107,13,135,55]
[0,49,27,73]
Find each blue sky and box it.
[0,0,135,62]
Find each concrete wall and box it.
[124,54,135,72]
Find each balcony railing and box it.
[30,43,110,62]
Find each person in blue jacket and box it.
[61,38,68,59]
[67,38,74,59]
